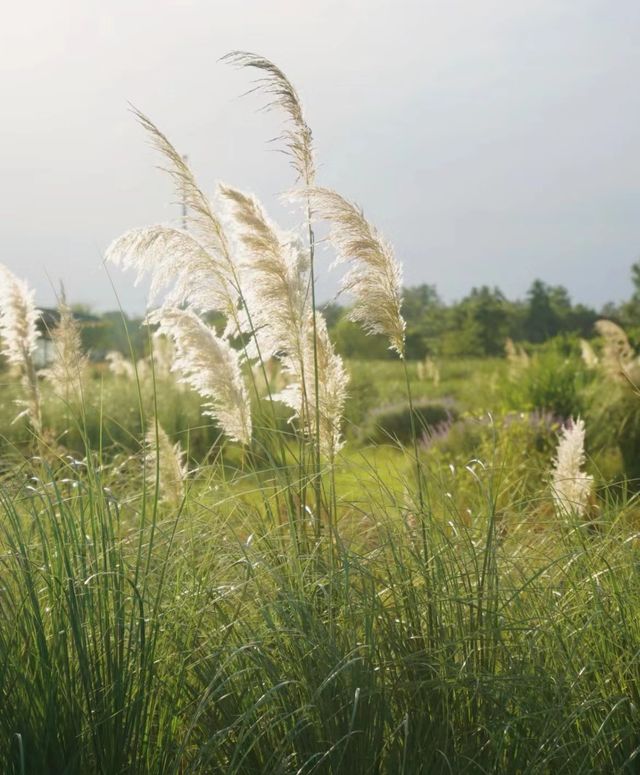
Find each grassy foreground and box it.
[1,358,640,773]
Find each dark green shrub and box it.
[343,371,381,434]
[505,351,591,419]
[364,401,457,444]
[586,379,640,487]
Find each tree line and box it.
[327,263,640,359]
[46,262,640,362]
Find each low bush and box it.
[504,350,592,419]
[364,400,458,444]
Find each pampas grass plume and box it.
[223,51,316,185]
[303,187,406,357]
[145,422,187,505]
[106,351,135,380]
[105,113,240,328]
[595,319,634,382]
[274,311,348,458]
[0,263,42,431]
[149,307,252,445]
[43,291,88,399]
[151,330,175,380]
[220,184,348,456]
[551,417,593,519]
[579,338,599,369]
[219,183,309,357]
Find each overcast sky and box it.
[1,0,639,313]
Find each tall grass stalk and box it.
[223,51,326,535]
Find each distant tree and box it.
[402,284,446,357]
[600,301,621,320]
[332,317,392,359]
[321,302,344,329]
[619,260,640,327]
[631,261,640,304]
[524,280,598,341]
[402,284,442,321]
[565,303,598,337]
[525,280,558,342]
[442,286,509,356]
[81,311,147,360]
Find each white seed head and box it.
[0,264,40,367]
[595,319,634,382]
[274,312,348,458]
[303,187,406,357]
[505,337,529,377]
[132,109,235,258]
[106,351,135,379]
[219,184,309,358]
[0,264,42,431]
[149,307,252,445]
[145,422,187,505]
[223,52,316,185]
[151,330,175,379]
[105,112,241,330]
[579,338,598,369]
[42,295,88,399]
[105,225,239,326]
[221,185,348,456]
[551,417,593,518]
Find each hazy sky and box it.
[1,0,639,313]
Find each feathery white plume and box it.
[223,52,316,185]
[274,312,348,457]
[0,264,42,431]
[106,351,135,379]
[551,417,593,518]
[0,265,40,367]
[220,185,348,456]
[579,338,598,369]
[303,187,406,357]
[145,422,187,505]
[149,307,252,445]
[505,337,530,378]
[594,319,634,382]
[251,357,288,397]
[219,184,310,358]
[132,109,236,258]
[151,330,175,379]
[417,356,440,386]
[105,113,240,328]
[43,292,88,399]
[106,226,238,325]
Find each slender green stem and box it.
[402,357,425,515]
[306,202,323,540]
